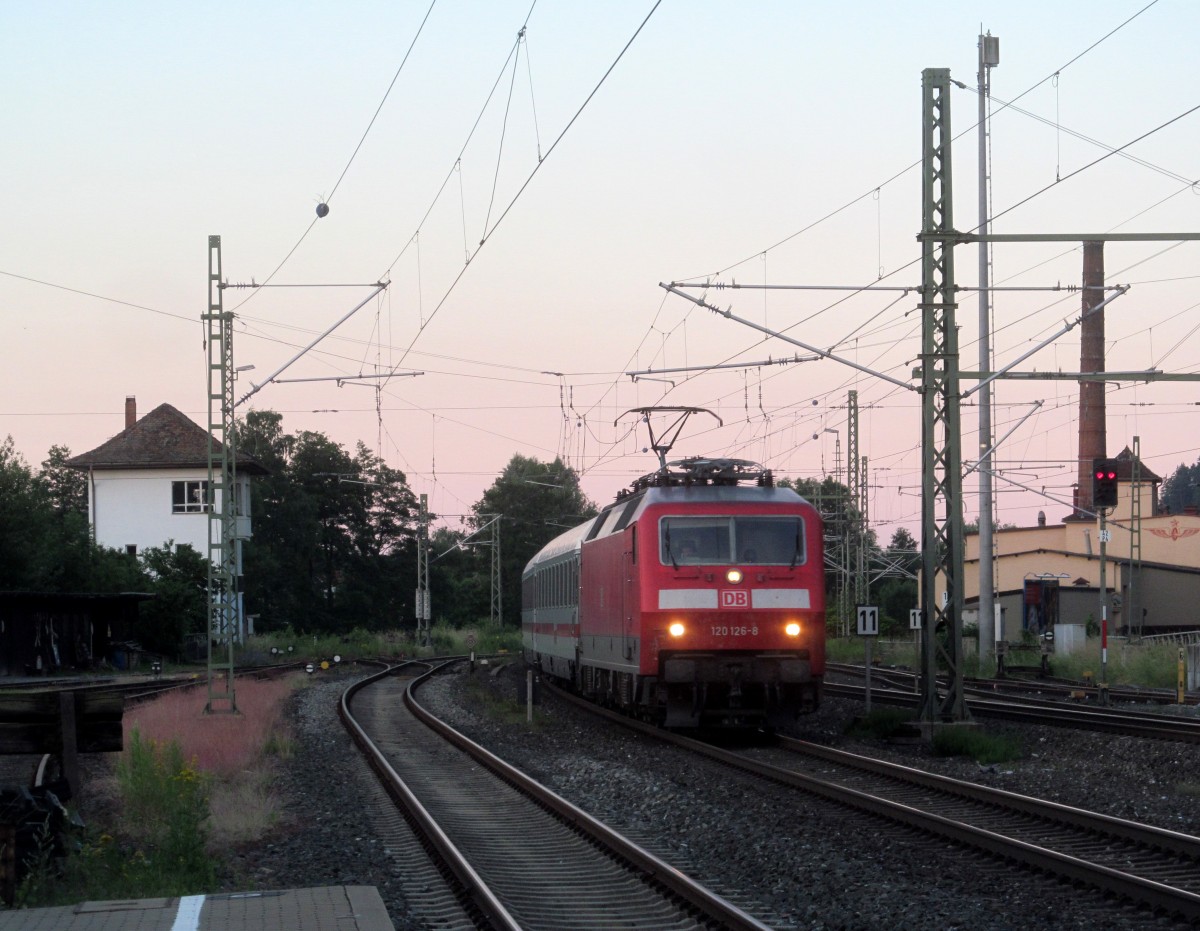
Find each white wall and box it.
[87,468,252,557]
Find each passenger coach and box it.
[522,458,825,729]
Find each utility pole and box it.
[846,391,865,631]
[204,235,237,714]
[1099,506,1110,703]
[1130,436,1143,640]
[977,34,999,665]
[416,493,431,646]
[918,68,969,725]
[490,516,503,626]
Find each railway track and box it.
[548,682,1200,924]
[822,682,1200,743]
[828,660,1200,706]
[340,660,775,930]
[824,666,1200,743]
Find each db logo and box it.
[720,590,749,608]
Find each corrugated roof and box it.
[65,403,269,474]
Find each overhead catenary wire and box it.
[230,1,439,314]
[379,0,664,390]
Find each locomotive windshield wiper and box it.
[789,527,801,569]
[664,527,679,569]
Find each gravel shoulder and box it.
[12,663,1195,930]
[412,660,1199,931]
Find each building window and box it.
[173,480,211,514]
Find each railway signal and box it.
[1092,458,1119,509]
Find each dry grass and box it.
[122,674,305,847]
[208,776,287,846]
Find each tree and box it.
[39,445,88,519]
[428,526,490,626]
[134,543,208,656]
[876,527,920,633]
[0,436,55,589]
[239,410,421,633]
[471,455,597,625]
[1160,461,1200,515]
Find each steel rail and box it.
[339,660,520,931]
[828,660,1200,707]
[403,668,774,931]
[822,681,1200,743]
[546,682,1200,922]
[775,736,1200,859]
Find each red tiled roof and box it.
[65,403,269,474]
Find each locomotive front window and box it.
[661,515,804,566]
[733,516,805,566]
[660,517,731,565]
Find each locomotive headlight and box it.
[668,622,686,638]
[726,568,743,584]
[784,622,801,637]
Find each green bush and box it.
[15,730,215,907]
[115,730,215,891]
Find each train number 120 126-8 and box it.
[711,625,759,637]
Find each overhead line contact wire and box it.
[673,91,1200,434]
[988,103,1200,227]
[381,0,664,390]
[673,1,1162,287]
[231,1,439,314]
[380,21,532,278]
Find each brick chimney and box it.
[1073,241,1106,517]
[125,396,137,429]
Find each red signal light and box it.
[1092,457,1120,509]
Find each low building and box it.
[66,398,267,637]
[943,448,1200,641]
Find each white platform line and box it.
[171,894,206,931]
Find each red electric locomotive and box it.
[522,457,825,729]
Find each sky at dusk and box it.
[3,1,1198,537]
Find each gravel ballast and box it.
[411,663,1198,930]
[44,664,1198,930]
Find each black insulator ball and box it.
[316,203,330,218]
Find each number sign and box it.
[909,608,922,630]
[856,605,879,637]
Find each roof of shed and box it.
[65,403,269,474]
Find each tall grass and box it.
[1047,640,1184,689]
[16,731,217,907]
[123,675,300,845]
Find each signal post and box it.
[1093,458,1118,704]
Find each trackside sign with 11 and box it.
[857,606,879,636]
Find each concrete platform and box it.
[0,885,395,930]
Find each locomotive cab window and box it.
[661,515,804,566]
